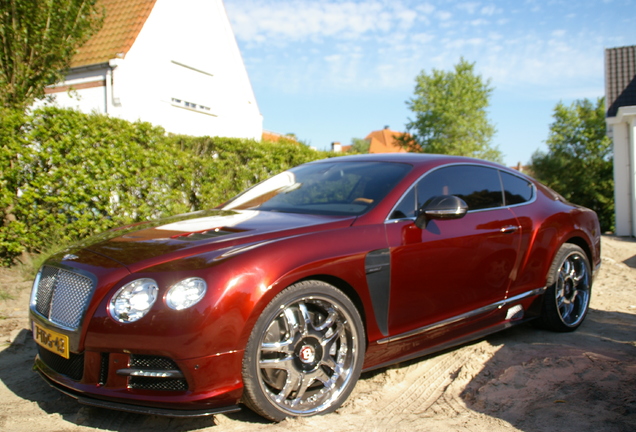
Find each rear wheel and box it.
[242,280,365,421]
[537,244,591,332]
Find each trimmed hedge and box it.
[0,106,329,265]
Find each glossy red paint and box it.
[30,153,601,419]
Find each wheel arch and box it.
[296,274,369,342]
[536,239,592,331]
[562,235,594,271]
[237,272,373,352]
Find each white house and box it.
[42,0,263,140]
[605,45,636,236]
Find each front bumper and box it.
[33,345,245,417]
[36,368,240,417]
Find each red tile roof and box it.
[365,128,408,153]
[262,130,299,144]
[71,0,157,68]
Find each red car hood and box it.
[78,209,356,269]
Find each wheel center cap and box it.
[299,345,316,364]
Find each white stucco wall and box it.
[607,106,636,236]
[42,0,262,140]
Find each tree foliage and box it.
[0,0,103,109]
[403,58,501,162]
[348,137,370,153]
[530,98,614,231]
[0,107,329,265]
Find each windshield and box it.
[222,161,412,216]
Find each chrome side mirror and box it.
[414,195,468,229]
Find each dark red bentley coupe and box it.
[30,153,600,421]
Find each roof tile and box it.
[71,0,157,68]
[605,45,636,117]
[365,128,408,153]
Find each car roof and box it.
[308,153,507,170]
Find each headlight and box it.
[110,278,159,323]
[166,277,207,310]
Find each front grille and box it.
[34,266,94,329]
[130,355,179,369]
[38,346,84,381]
[128,355,188,391]
[129,376,188,391]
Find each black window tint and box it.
[417,165,503,211]
[501,171,533,205]
[390,187,416,219]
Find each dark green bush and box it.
[0,106,329,265]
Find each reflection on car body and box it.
[30,153,601,421]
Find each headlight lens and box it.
[166,277,207,310]
[110,278,159,323]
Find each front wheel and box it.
[242,281,365,421]
[537,244,592,332]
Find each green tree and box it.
[0,0,103,109]
[530,98,614,231]
[403,58,501,162]
[348,137,370,153]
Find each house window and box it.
[171,98,213,114]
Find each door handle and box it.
[500,225,520,234]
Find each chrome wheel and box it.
[554,251,590,327]
[538,244,592,332]
[243,281,364,421]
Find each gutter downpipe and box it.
[106,59,122,114]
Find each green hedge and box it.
[0,106,329,265]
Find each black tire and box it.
[241,280,365,421]
[537,244,592,332]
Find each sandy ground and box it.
[1,236,635,432]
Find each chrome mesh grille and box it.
[34,266,94,329]
[128,355,188,391]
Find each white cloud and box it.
[226,1,419,43]
[457,2,481,14]
[227,0,614,101]
[412,33,435,44]
[443,37,486,50]
[416,3,436,15]
[437,10,452,21]
[471,18,489,26]
[324,54,342,63]
[481,5,500,15]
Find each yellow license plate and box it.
[33,322,70,359]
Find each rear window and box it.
[501,171,534,205]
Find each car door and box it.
[385,164,522,338]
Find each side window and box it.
[417,165,503,211]
[501,171,534,205]
[390,187,416,219]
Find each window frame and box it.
[386,163,537,223]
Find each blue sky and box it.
[225,0,635,166]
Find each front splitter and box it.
[36,368,241,418]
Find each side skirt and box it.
[376,287,545,345]
[363,317,535,373]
